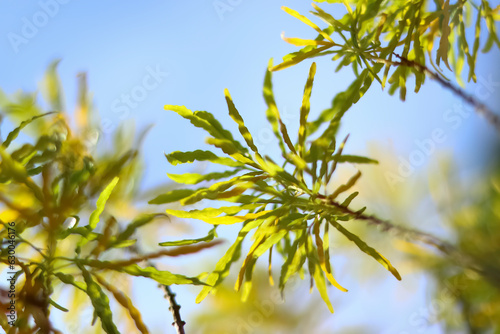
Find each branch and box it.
[326,199,454,253]
[392,53,500,134]
[327,200,500,285]
[128,245,187,334]
[162,284,186,334]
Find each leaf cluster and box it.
[274,0,500,101]
[157,62,401,312]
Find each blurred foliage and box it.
[398,153,500,333]
[0,62,218,334]
[191,270,349,334]
[158,62,402,314]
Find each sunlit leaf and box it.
[165,150,243,167]
[329,220,402,280]
[77,262,120,334]
[88,177,119,230]
[160,227,218,246]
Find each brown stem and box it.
[325,198,500,285]
[162,284,186,334]
[392,53,500,134]
[324,198,455,253]
[128,245,187,334]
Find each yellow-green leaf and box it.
[329,220,401,280]
[89,177,119,230]
[167,169,240,185]
[225,89,259,153]
[263,59,287,155]
[148,189,195,205]
[436,0,452,71]
[160,227,218,246]
[298,62,316,159]
[77,262,120,334]
[313,219,347,292]
[165,150,243,167]
[281,6,334,42]
[271,45,332,72]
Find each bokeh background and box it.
[1,1,499,333]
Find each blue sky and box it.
[1,1,499,333]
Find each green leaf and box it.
[306,235,334,313]
[2,112,56,148]
[0,145,43,201]
[271,45,332,72]
[160,227,218,246]
[77,262,120,334]
[309,69,370,136]
[196,217,272,303]
[468,4,482,82]
[112,239,137,248]
[281,6,334,42]
[89,177,119,230]
[329,220,401,280]
[166,204,261,220]
[330,170,361,200]
[340,191,359,207]
[263,59,287,155]
[279,229,307,290]
[481,1,500,53]
[436,0,452,71]
[166,105,246,152]
[205,137,256,166]
[148,189,195,205]
[54,272,87,292]
[297,62,316,159]
[167,169,240,185]
[313,219,347,292]
[119,264,206,285]
[311,3,350,34]
[80,259,207,285]
[49,299,69,312]
[335,155,378,164]
[167,207,273,225]
[115,214,165,244]
[224,89,259,153]
[179,173,262,205]
[0,146,29,181]
[165,150,243,167]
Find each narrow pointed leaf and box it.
[167,169,240,185]
[89,177,119,230]
[2,112,56,148]
[329,220,401,280]
[281,6,334,42]
[160,227,218,246]
[225,89,259,153]
[77,262,120,334]
[165,150,243,167]
[298,62,316,158]
[148,189,195,205]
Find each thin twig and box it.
[162,284,186,334]
[392,53,500,134]
[321,197,455,253]
[129,245,187,334]
[325,199,500,285]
